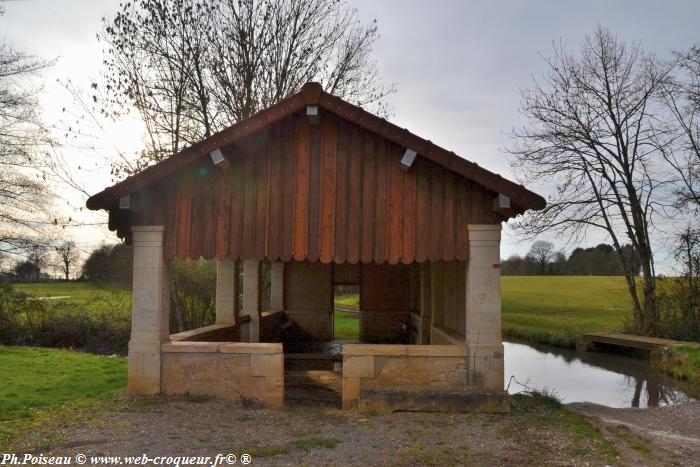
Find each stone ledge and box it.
[170,324,234,341]
[162,342,221,353]
[343,344,408,356]
[343,356,374,377]
[358,388,510,414]
[406,345,466,357]
[343,344,467,357]
[220,342,283,354]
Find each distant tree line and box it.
[501,241,641,276]
[81,243,133,287]
[1,240,82,282]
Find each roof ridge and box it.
[87,82,545,212]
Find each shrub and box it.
[657,277,700,341]
[171,259,216,332]
[0,284,130,355]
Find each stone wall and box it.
[342,344,471,410]
[161,342,283,407]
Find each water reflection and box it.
[504,341,695,408]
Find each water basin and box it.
[504,340,695,408]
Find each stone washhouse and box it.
[87,83,545,411]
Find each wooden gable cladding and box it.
[130,109,499,263]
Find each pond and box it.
[504,340,696,408]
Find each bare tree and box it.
[0,7,56,259]
[54,240,80,280]
[527,240,556,275]
[26,243,49,281]
[98,0,394,178]
[659,46,700,210]
[509,26,675,335]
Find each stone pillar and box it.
[465,224,504,390]
[270,261,284,311]
[242,259,261,342]
[129,226,170,395]
[215,260,238,325]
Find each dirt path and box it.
[569,401,700,466]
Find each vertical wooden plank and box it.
[374,139,389,264]
[334,120,350,264]
[293,115,310,261]
[319,115,338,263]
[307,120,322,262]
[254,130,270,260]
[214,169,231,259]
[360,133,376,263]
[346,126,363,264]
[414,159,430,263]
[442,171,456,261]
[429,164,444,262]
[401,163,417,264]
[228,145,244,260]
[200,169,217,259]
[188,174,205,259]
[241,137,258,260]
[455,180,470,261]
[387,145,403,264]
[266,124,283,261]
[175,178,191,259]
[162,181,178,260]
[281,118,297,261]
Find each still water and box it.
[504,340,696,408]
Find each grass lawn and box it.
[331,277,633,347]
[13,281,112,298]
[13,281,131,306]
[10,282,132,325]
[0,346,127,444]
[502,276,632,347]
[334,294,359,308]
[334,310,360,340]
[660,343,700,386]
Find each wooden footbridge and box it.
[583,333,679,351]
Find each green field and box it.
[334,294,359,309]
[13,281,131,309]
[334,310,360,340]
[11,277,633,348]
[502,276,632,347]
[0,346,126,443]
[332,277,633,347]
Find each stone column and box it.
[215,260,238,325]
[270,261,284,311]
[242,259,261,342]
[129,226,170,395]
[465,224,504,390]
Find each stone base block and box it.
[358,388,510,414]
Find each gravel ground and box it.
[570,401,700,466]
[9,395,623,466]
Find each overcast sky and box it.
[1,0,699,269]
